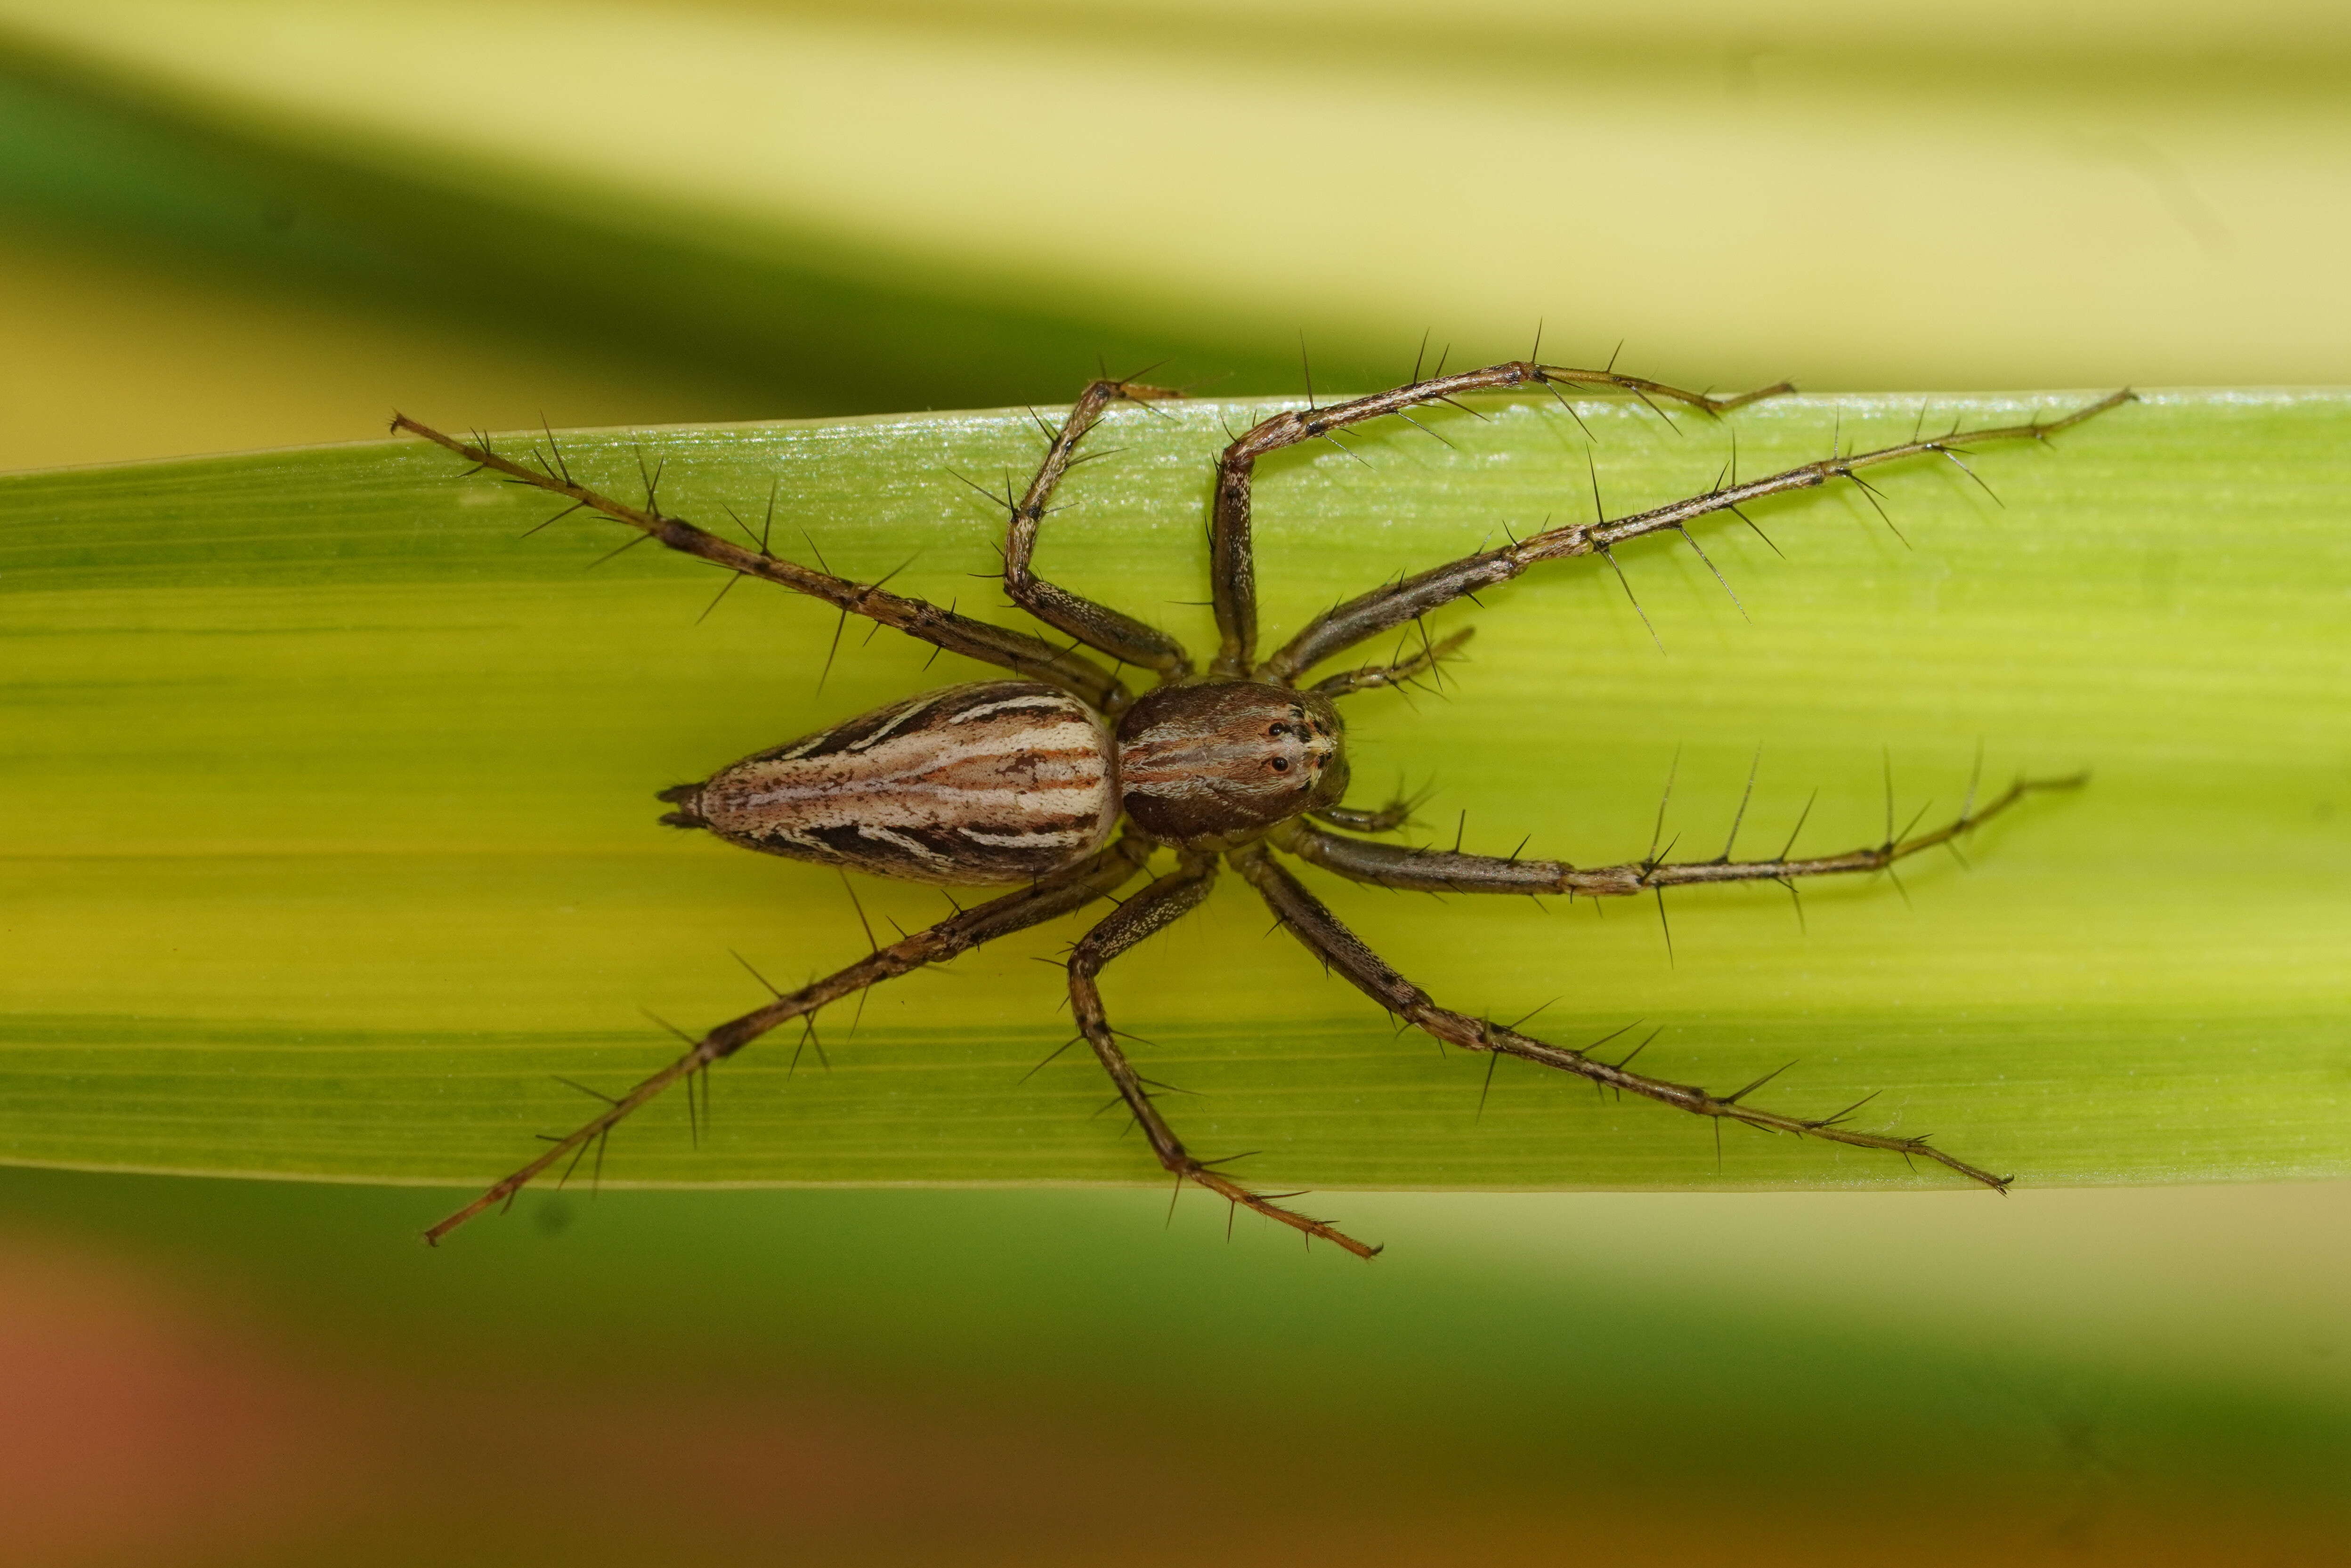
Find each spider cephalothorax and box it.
[397,361,2128,1253]
[1111,680,1349,845]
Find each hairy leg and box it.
[1271,772,2081,896]
[1258,391,2133,685]
[1209,359,1794,676]
[997,378,1194,679]
[393,415,1130,713]
[1229,841,2010,1191]
[423,834,1156,1244]
[1067,851,1382,1257]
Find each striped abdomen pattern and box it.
[662,681,1119,884]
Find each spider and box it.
[395,359,2130,1254]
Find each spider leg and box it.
[392,414,1131,714]
[1230,841,2011,1191]
[422,834,1155,1244]
[1256,391,2134,686]
[1210,360,1794,676]
[1271,772,2082,896]
[1001,377,1195,681]
[1068,850,1382,1258]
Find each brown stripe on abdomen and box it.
[665,681,1120,884]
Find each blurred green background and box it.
[1,3,2345,1565]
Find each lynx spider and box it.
[396,357,2130,1255]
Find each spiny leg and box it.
[392,415,1130,714]
[1270,771,2083,897]
[1067,850,1381,1258]
[1210,359,1795,676]
[423,834,1155,1244]
[1229,841,2011,1190]
[1258,391,2134,685]
[994,377,1194,679]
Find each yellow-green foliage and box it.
[8,388,2344,1191]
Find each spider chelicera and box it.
[396,360,2129,1254]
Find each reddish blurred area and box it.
[4,1179,2345,1568]
[2,1222,1212,1567]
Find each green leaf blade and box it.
[5,389,2346,1192]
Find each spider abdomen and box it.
[660,681,1119,884]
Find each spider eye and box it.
[1269,757,1289,772]
[1267,723,1287,737]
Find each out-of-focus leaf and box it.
[1,0,2347,411]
